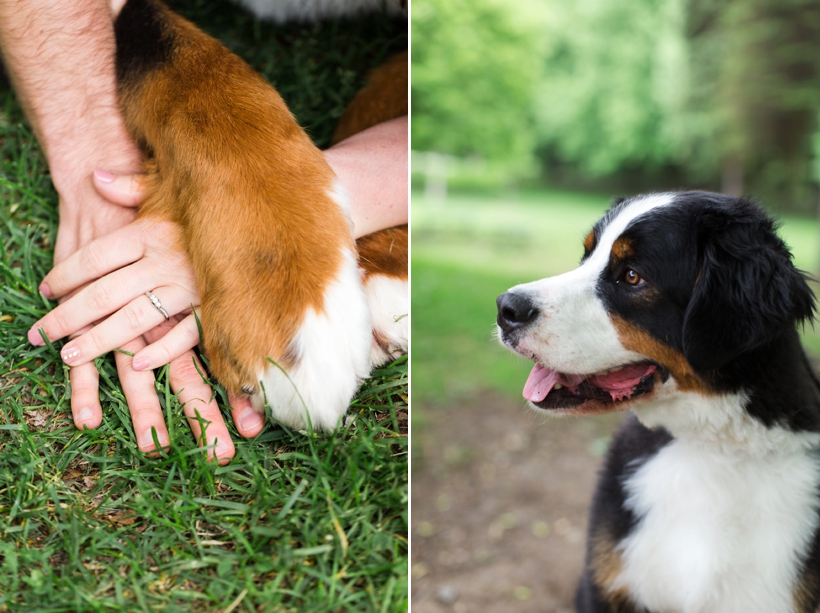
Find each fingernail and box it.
[138,427,168,451]
[215,437,234,461]
[28,327,45,346]
[61,345,80,363]
[94,168,116,183]
[137,429,153,450]
[132,356,150,371]
[39,283,52,299]
[76,407,95,427]
[238,409,265,433]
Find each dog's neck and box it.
[723,326,820,434]
[634,328,820,455]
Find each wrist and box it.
[49,135,141,210]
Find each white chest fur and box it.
[612,436,820,613]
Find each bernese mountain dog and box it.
[109,0,407,430]
[496,191,820,613]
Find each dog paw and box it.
[194,185,373,432]
[356,226,408,367]
[249,246,373,431]
[365,274,408,366]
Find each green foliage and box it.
[411,0,545,170]
[536,0,695,176]
[412,0,820,211]
[695,0,820,209]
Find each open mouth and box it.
[523,362,663,412]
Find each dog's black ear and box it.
[682,206,815,371]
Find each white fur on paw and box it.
[255,247,372,431]
[364,274,408,366]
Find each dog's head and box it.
[497,191,815,417]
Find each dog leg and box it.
[114,0,372,430]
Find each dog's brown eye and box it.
[624,269,642,286]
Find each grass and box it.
[411,188,820,408]
[0,2,407,611]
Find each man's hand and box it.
[0,1,144,262]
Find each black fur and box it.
[115,0,175,85]
[680,194,815,371]
[595,192,820,431]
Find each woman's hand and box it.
[29,171,266,457]
[30,216,200,365]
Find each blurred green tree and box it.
[691,0,820,209]
[411,0,545,170]
[535,0,694,177]
[411,0,820,211]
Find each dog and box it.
[112,0,407,430]
[496,191,820,613]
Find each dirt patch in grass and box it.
[411,391,626,613]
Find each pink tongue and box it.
[523,363,657,402]
[523,364,584,402]
[589,364,657,400]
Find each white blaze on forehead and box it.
[586,193,676,269]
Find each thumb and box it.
[93,168,146,207]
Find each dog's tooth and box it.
[554,383,563,390]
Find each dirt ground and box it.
[411,392,626,613]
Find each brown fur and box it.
[611,236,634,260]
[119,2,352,393]
[589,532,639,612]
[611,316,714,395]
[794,571,820,613]
[357,225,407,280]
[331,51,408,145]
[583,230,596,254]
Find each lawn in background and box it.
[0,3,407,611]
[412,188,820,409]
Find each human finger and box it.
[57,286,194,367]
[93,168,146,207]
[168,352,235,464]
[143,314,234,462]
[40,221,147,300]
[140,318,263,441]
[114,336,171,453]
[30,259,159,346]
[132,312,201,371]
[228,391,265,438]
[70,361,103,430]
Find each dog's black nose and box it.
[496,292,539,333]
